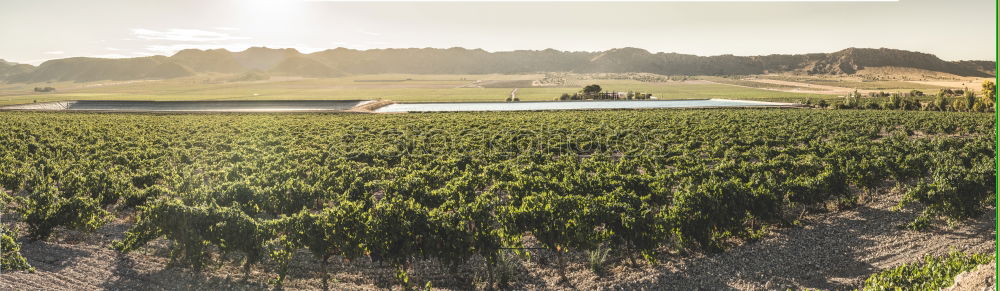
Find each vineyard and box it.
[0,109,995,289]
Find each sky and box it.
[0,0,995,65]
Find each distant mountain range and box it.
[1,47,994,83]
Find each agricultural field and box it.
[760,74,989,92]
[2,72,983,107]
[0,73,843,106]
[0,109,994,290]
[2,1,995,290]
[0,75,553,105]
[573,80,833,102]
[695,76,816,90]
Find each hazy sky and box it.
[1,0,995,65]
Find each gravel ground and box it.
[945,263,996,291]
[1,189,994,290]
[603,190,995,291]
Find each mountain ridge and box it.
[2,47,994,83]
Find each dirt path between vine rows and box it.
[598,190,995,290]
[1,189,994,290]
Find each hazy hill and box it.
[171,49,244,73]
[0,59,36,80]
[145,61,196,79]
[6,56,194,83]
[953,60,997,76]
[233,47,303,71]
[269,56,343,77]
[802,48,989,76]
[2,47,993,83]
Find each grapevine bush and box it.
[0,109,993,288]
[861,251,991,290]
[1,226,33,272]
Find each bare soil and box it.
[855,67,964,80]
[945,263,996,291]
[1,189,993,290]
[739,78,857,95]
[907,79,993,89]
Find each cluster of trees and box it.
[824,81,996,112]
[558,84,654,101]
[0,110,994,289]
[32,87,55,93]
[830,91,923,110]
[868,91,922,98]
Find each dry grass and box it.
[0,73,842,106]
[7,71,980,106]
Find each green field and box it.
[2,73,984,107]
[0,74,840,106]
[1,109,993,289]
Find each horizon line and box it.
[8,45,995,66]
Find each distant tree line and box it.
[811,81,996,112]
[558,84,654,101]
[33,87,55,93]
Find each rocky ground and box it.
[1,188,994,290]
[945,263,996,291]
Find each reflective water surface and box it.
[375,99,795,113]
